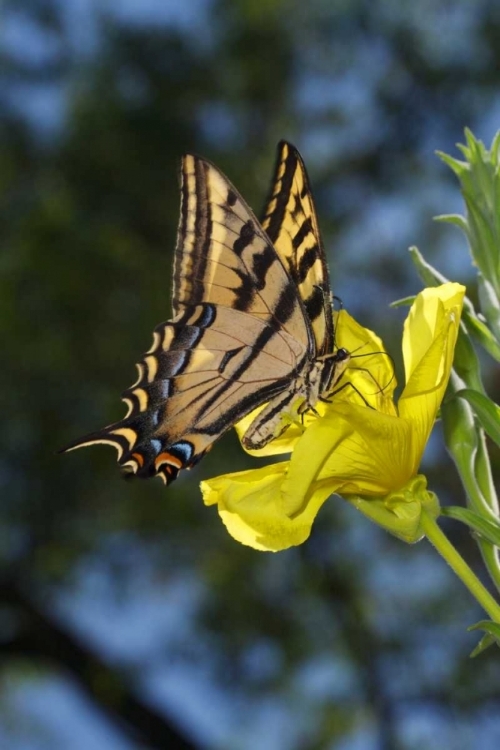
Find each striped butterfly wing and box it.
[171,152,311,334]
[261,141,334,357]
[63,154,314,484]
[239,142,351,448]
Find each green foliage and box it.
[441,506,500,548]
[438,129,500,297]
[456,388,500,446]
[431,132,500,598]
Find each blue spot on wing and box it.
[171,440,194,463]
[150,439,162,455]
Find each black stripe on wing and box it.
[260,141,334,356]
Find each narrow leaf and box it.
[462,312,500,361]
[453,329,486,394]
[441,506,500,547]
[408,246,449,286]
[470,633,496,657]
[434,213,469,233]
[390,295,415,309]
[478,273,500,341]
[468,620,500,656]
[455,388,500,447]
[436,150,468,176]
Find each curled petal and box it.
[402,283,464,397]
[201,462,332,551]
[399,283,465,442]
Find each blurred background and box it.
[2,1,500,748]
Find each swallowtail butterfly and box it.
[63,142,350,483]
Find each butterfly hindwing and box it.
[64,301,310,483]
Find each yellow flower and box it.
[201,283,465,551]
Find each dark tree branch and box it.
[0,579,200,750]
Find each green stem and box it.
[420,507,500,622]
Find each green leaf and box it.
[436,150,468,177]
[470,633,496,657]
[478,273,500,341]
[465,196,500,290]
[408,246,449,287]
[492,130,500,163]
[406,246,500,359]
[442,381,479,468]
[441,506,500,547]
[453,329,486,394]
[455,388,500,446]
[461,306,500,362]
[408,246,500,354]
[468,620,500,656]
[438,130,500,295]
[434,213,469,233]
[389,295,415,308]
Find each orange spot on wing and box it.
[132,452,145,467]
[155,452,183,470]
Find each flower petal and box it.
[201,462,332,551]
[402,283,465,394]
[399,283,465,442]
[283,402,418,503]
[335,310,396,410]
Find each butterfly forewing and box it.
[261,141,334,357]
[172,154,312,338]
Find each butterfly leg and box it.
[347,363,395,394]
[319,380,375,409]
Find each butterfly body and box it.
[241,346,350,450]
[63,142,349,484]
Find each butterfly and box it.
[63,141,350,484]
